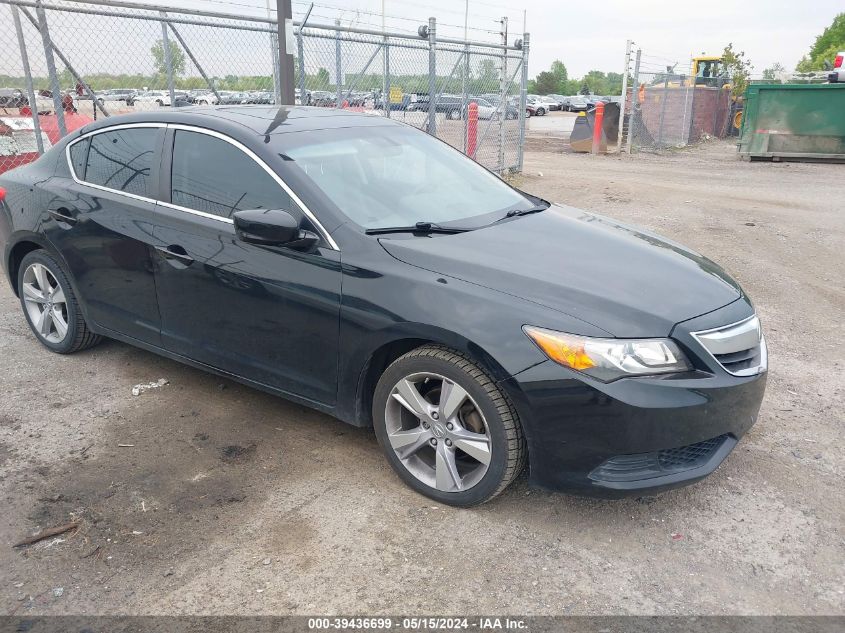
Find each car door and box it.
[44,124,164,345]
[151,125,342,405]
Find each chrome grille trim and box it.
[692,315,767,377]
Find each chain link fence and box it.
[620,49,735,152]
[0,0,528,175]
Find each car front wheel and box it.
[17,250,101,354]
[373,345,526,507]
[538,107,546,116]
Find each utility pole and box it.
[276,0,295,104]
[498,16,507,172]
[625,48,641,154]
[616,39,632,151]
[382,0,388,116]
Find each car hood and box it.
[379,204,742,337]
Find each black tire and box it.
[17,250,101,354]
[373,345,526,507]
[538,107,546,116]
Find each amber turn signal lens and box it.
[523,326,595,370]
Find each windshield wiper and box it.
[505,205,548,218]
[365,221,471,235]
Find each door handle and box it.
[155,244,195,267]
[48,208,78,226]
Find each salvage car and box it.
[0,106,767,506]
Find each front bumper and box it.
[501,299,767,498]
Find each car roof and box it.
[75,105,397,138]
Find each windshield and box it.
[281,125,533,229]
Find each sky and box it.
[134,0,842,78]
[5,0,839,82]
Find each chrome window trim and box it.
[65,122,165,207]
[64,121,340,250]
[168,124,340,250]
[691,315,767,377]
[156,199,236,224]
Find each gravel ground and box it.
[0,140,842,616]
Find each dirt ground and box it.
[0,139,843,616]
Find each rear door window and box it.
[85,128,158,198]
[169,129,295,219]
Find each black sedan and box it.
[0,107,767,506]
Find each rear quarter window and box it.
[68,137,89,180]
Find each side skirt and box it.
[91,324,353,423]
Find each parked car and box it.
[311,91,336,107]
[538,96,560,111]
[483,96,520,120]
[208,91,246,105]
[526,97,547,116]
[295,89,311,106]
[130,91,172,107]
[0,111,92,174]
[461,98,496,120]
[346,92,368,107]
[566,96,589,112]
[0,88,28,109]
[0,107,767,507]
[100,89,137,104]
[374,94,409,111]
[407,94,463,119]
[547,94,569,110]
[584,95,610,109]
[188,90,219,105]
[829,51,844,83]
[244,91,275,105]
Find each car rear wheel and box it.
[538,107,546,116]
[447,109,461,120]
[18,250,101,354]
[373,345,526,507]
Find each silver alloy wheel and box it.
[21,262,69,344]
[384,372,492,492]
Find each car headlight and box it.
[523,325,692,382]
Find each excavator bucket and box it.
[569,110,608,153]
[601,102,620,144]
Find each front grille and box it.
[713,346,764,374]
[692,315,767,377]
[589,434,733,483]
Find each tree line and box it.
[1,43,516,97]
[527,60,624,96]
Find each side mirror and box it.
[233,209,318,251]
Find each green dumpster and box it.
[737,83,845,162]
